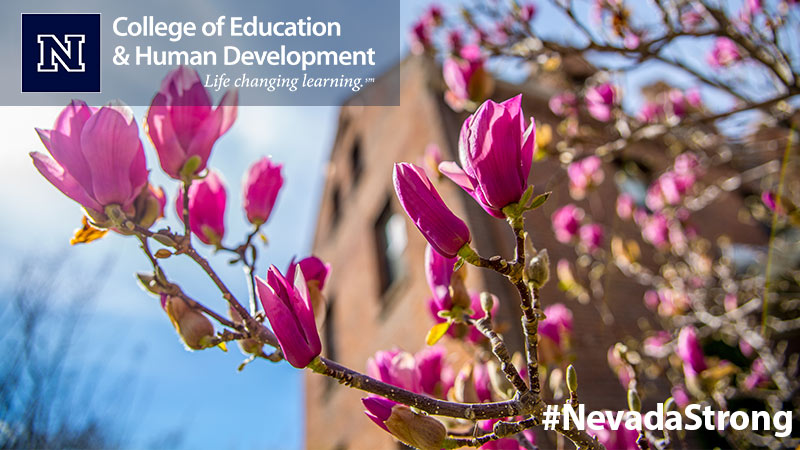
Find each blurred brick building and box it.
[305,55,768,449]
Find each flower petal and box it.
[30,152,102,213]
[80,103,144,207]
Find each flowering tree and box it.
[27,1,800,448]
[409,0,799,448]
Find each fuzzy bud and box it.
[526,248,550,288]
[228,305,262,355]
[385,405,447,450]
[363,398,446,450]
[480,291,495,315]
[627,388,641,412]
[160,294,215,350]
[566,364,578,393]
[452,363,479,404]
[487,359,514,399]
[137,273,164,295]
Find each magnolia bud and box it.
[132,184,166,229]
[451,363,479,403]
[526,249,550,288]
[627,388,641,412]
[487,359,514,399]
[229,306,262,355]
[161,294,215,350]
[385,405,447,450]
[566,364,578,393]
[480,292,495,315]
[137,273,164,295]
[450,272,471,310]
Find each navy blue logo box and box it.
[22,13,101,92]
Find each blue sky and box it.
[0,0,767,448]
[0,1,432,448]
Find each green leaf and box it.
[527,191,551,210]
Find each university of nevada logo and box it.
[22,14,100,92]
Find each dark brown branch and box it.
[309,357,529,420]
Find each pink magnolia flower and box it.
[637,101,664,123]
[415,346,454,399]
[646,175,678,211]
[175,171,227,246]
[585,83,616,122]
[425,244,457,310]
[362,397,395,433]
[519,3,537,21]
[671,385,691,409]
[608,347,634,388]
[362,397,446,449]
[724,293,739,312]
[549,92,577,117]
[443,45,492,111]
[680,5,705,30]
[677,327,707,378]
[454,362,493,403]
[643,331,672,358]
[645,287,689,316]
[146,66,237,180]
[242,157,283,226]
[742,339,756,358]
[473,362,493,402]
[447,30,463,52]
[421,143,443,180]
[740,0,762,23]
[409,19,432,55]
[31,100,148,223]
[762,191,780,212]
[287,256,331,291]
[256,265,322,368]
[540,304,574,342]
[674,152,700,174]
[643,290,659,310]
[538,303,573,364]
[744,359,769,390]
[616,194,635,220]
[592,416,641,450]
[424,5,444,25]
[552,205,583,243]
[623,32,640,50]
[685,87,702,108]
[394,163,471,258]
[668,90,688,118]
[567,156,604,199]
[708,38,742,68]
[646,169,696,211]
[579,223,604,251]
[439,95,535,218]
[367,349,422,392]
[148,184,167,217]
[491,21,510,46]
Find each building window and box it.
[373,201,407,295]
[331,184,342,228]
[323,297,338,395]
[323,298,337,361]
[351,138,364,185]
